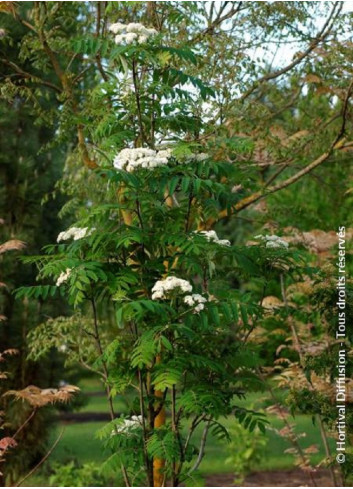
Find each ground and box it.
[206,469,333,487]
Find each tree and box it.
[1,2,352,486]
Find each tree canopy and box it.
[0,2,352,487]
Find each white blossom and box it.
[183,293,207,313]
[125,32,138,43]
[56,268,72,287]
[180,152,209,163]
[231,184,243,194]
[217,239,231,246]
[57,227,95,243]
[195,230,231,247]
[109,22,157,45]
[254,234,289,249]
[113,147,172,172]
[109,22,125,34]
[112,415,142,436]
[195,153,209,162]
[114,34,125,44]
[151,276,192,300]
[194,303,205,313]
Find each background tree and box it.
[1,1,352,486]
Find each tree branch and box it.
[192,2,243,43]
[241,3,343,101]
[216,75,353,221]
[187,419,211,475]
[229,137,346,215]
[14,428,64,487]
[0,58,61,93]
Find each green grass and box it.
[78,395,128,414]
[48,382,335,475]
[73,380,331,474]
[50,422,107,464]
[46,413,333,477]
[76,378,131,414]
[195,414,334,475]
[25,380,335,485]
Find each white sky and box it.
[343,1,353,12]
[248,1,353,72]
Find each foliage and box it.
[224,419,268,484]
[1,1,353,487]
[48,461,114,487]
[0,345,79,484]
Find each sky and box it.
[343,1,353,12]
[248,1,353,72]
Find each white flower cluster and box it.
[113,148,172,172]
[112,415,142,435]
[182,152,209,163]
[58,344,68,353]
[151,276,192,300]
[255,234,289,249]
[57,227,94,243]
[178,153,210,163]
[196,230,230,247]
[56,268,72,287]
[184,293,207,313]
[109,22,157,45]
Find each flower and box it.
[112,415,142,435]
[56,268,72,287]
[195,230,230,247]
[125,32,138,43]
[109,22,157,45]
[183,293,207,313]
[57,227,95,243]
[194,303,205,313]
[109,22,125,34]
[187,153,209,162]
[113,147,172,172]
[255,234,289,249]
[151,276,192,300]
[178,152,209,163]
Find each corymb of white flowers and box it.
[152,277,207,313]
[151,276,192,300]
[184,293,208,313]
[109,22,157,45]
[56,268,72,287]
[57,227,94,243]
[112,415,142,436]
[195,230,231,247]
[113,147,172,172]
[180,152,209,163]
[255,234,289,249]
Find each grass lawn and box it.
[50,422,107,464]
[45,413,333,477]
[49,379,334,473]
[25,378,335,485]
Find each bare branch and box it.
[216,76,353,220]
[188,419,211,475]
[0,58,61,93]
[241,3,343,101]
[192,2,243,43]
[14,428,64,487]
[229,137,346,215]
